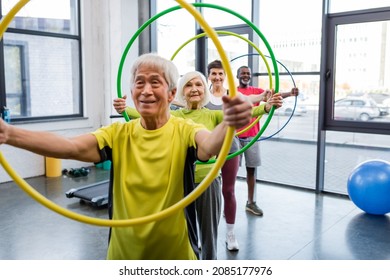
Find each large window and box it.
[324,10,390,133]
[154,0,196,75]
[250,0,323,190]
[332,21,390,124]
[149,0,390,196]
[152,0,323,191]
[154,0,253,76]
[0,0,81,122]
[201,0,252,28]
[322,7,390,194]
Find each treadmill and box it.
[65,179,110,208]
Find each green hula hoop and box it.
[169,30,274,164]
[117,3,280,123]
[170,30,273,89]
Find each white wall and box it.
[0,0,138,183]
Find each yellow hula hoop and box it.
[0,0,30,37]
[0,0,234,227]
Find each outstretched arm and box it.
[195,95,252,161]
[0,119,101,163]
[242,90,271,104]
[280,87,299,99]
[252,91,283,116]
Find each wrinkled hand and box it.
[0,118,9,145]
[265,92,284,111]
[222,95,252,129]
[291,87,299,97]
[113,95,127,114]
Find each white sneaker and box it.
[226,232,239,251]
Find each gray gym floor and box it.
[0,167,389,260]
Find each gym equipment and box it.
[62,167,90,177]
[66,180,109,208]
[347,159,390,215]
[45,157,62,177]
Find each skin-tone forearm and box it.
[280,92,291,98]
[246,88,298,104]
[252,93,283,114]
[245,92,267,103]
[280,88,299,99]
[0,121,101,162]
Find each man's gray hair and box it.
[130,53,179,91]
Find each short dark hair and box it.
[207,60,224,76]
[236,65,250,77]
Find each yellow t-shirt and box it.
[125,107,223,183]
[92,116,205,260]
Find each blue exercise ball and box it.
[347,160,390,215]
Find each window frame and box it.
[3,41,29,117]
[0,0,82,123]
[323,8,390,135]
